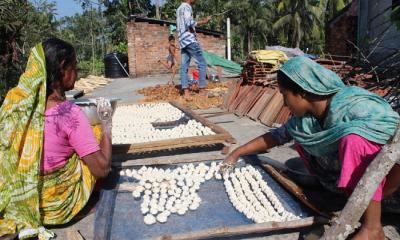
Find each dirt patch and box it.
[136,82,230,109]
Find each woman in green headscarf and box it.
[224,56,400,239]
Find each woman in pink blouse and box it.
[42,38,112,177]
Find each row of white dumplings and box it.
[112,103,215,144]
[120,162,222,225]
[113,103,184,123]
[224,165,299,223]
[112,120,215,144]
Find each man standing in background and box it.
[176,0,211,97]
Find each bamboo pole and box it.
[321,124,400,240]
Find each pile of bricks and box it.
[315,58,378,92]
[241,60,278,86]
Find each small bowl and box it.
[72,98,119,125]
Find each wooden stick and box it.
[261,164,330,218]
[321,124,400,240]
[66,229,85,240]
[155,216,328,240]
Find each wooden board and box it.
[156,216,328,240]
[112,102,236,155]
[246,88,276,121]
[228,85,252,112]
[275,106,292,124]
[112,151,225,167]
[226,81,243,109]
[240,87,266,117]
[222,79,240,109]
[259,91,284,127]
[234,86,262,117]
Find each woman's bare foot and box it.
[352,225,385,240]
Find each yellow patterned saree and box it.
[0,44,99,239]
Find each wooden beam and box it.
[113,134,231,154]
[112,151,225,167]
[170,101,236,144]
[154,216,328,240]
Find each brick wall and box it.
[127,20,226,77]
[325,2,358,57]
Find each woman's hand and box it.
[219,133,280,174]
[220,150,241,174]
[96,97,113,137]
[96,97,113,122]
[224,150,240,166]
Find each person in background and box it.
[176,0,211,98]
[159,35,179,86]
[0,37,112,239]
[223,56,400,240]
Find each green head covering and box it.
[280,56,345,95]
[282,57,399,157]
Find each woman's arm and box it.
[225,132,280,165]
[82,122,112,178]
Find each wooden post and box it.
[321,125,400,240]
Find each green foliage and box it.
[78,58,104,77]
[225,0,276,55]
[103,0,129,46]
[112,42,128,53]
[0,0,27,103]
[57,9,105,60]
[274,0,324,50]
[160,0,180,20]
[0,0,58,104]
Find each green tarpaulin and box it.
[202,51,242,74]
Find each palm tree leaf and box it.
[273,14,292,30]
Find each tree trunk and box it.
[90,4,95,74]
[261,33,268,49]
[294,34,300,48]
[155,0,160,19]
[321,124,400,240]
[247,31,253,53]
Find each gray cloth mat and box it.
[94,161,308,240]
